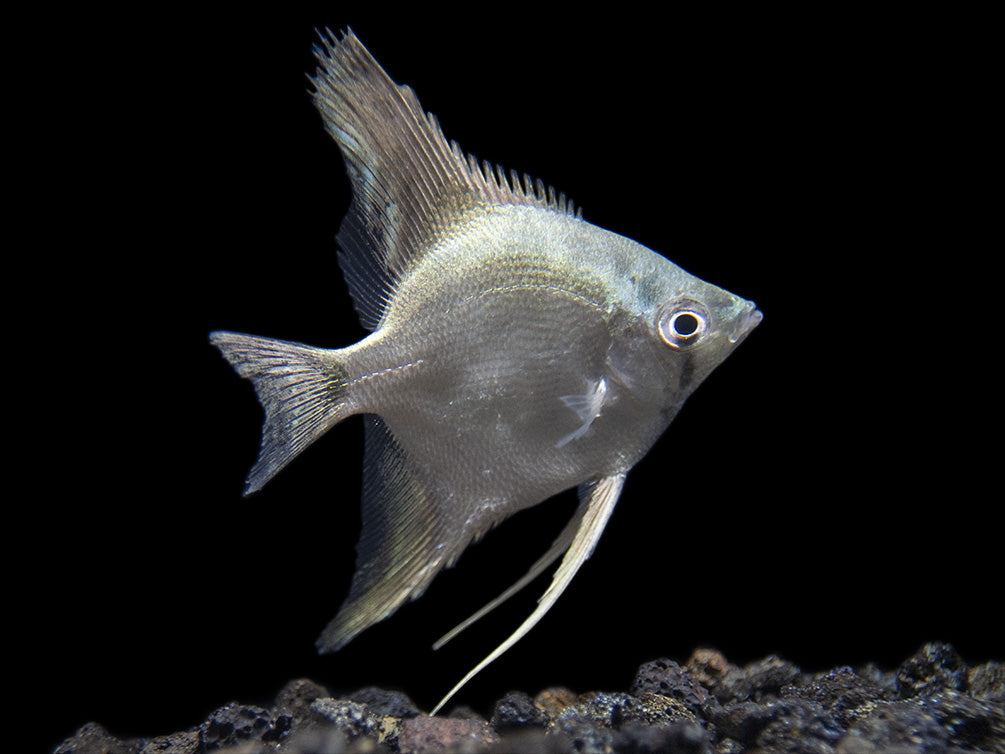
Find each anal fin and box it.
[316,415,454,653]
[430,472,626,715]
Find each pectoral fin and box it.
[430,472,626,715]
[556,378,608,448]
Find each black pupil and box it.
[674,312,699,336]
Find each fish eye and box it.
[658,301,710,349]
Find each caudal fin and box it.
[210,331,353,495]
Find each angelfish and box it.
[211,29,761,713]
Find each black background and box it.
[24,8,997,752]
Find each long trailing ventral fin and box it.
[432,493,592,651]
[309,27,581,331]
[430,473,626,716]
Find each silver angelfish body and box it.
[211,29,761,713]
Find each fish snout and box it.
[729,302,762,343]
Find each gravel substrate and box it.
[53,642,1004,753]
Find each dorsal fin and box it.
[310,28,581,330]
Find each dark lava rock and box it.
[968,659,1005,702]
[856,662,899,696]
[558,691,695,728]
[53,722,138,754]
[137,731,200,754]
[896,642,968,699]
[631,657,721,717]
[752,700,844,754]
[491,690,549,731]
[713,655,802,703]
[843,699,949,752]
[620,720,713,754]
[347,686,422,719]
[201,703,290,749]
[274,678,332,723]
[533,687,580,722]
[782,666,886,727]
[550,692,697,754]
[483,728,556,753]
[712,698,843,751]
[550,713,615,754]
[914,688,1005,752]
[308,698,383,744]
[685,648,736,689]
[52,645,1005,754]
[397,715,498,753]
[550,716,711,754]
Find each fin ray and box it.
[310,29,579,330]
[556,378,609,448]
[209,331,351,495]
[316,416,464,653]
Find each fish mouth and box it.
[729,302,762,344]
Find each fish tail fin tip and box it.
[209,331,353,495]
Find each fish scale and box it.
[211,28,760,714]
